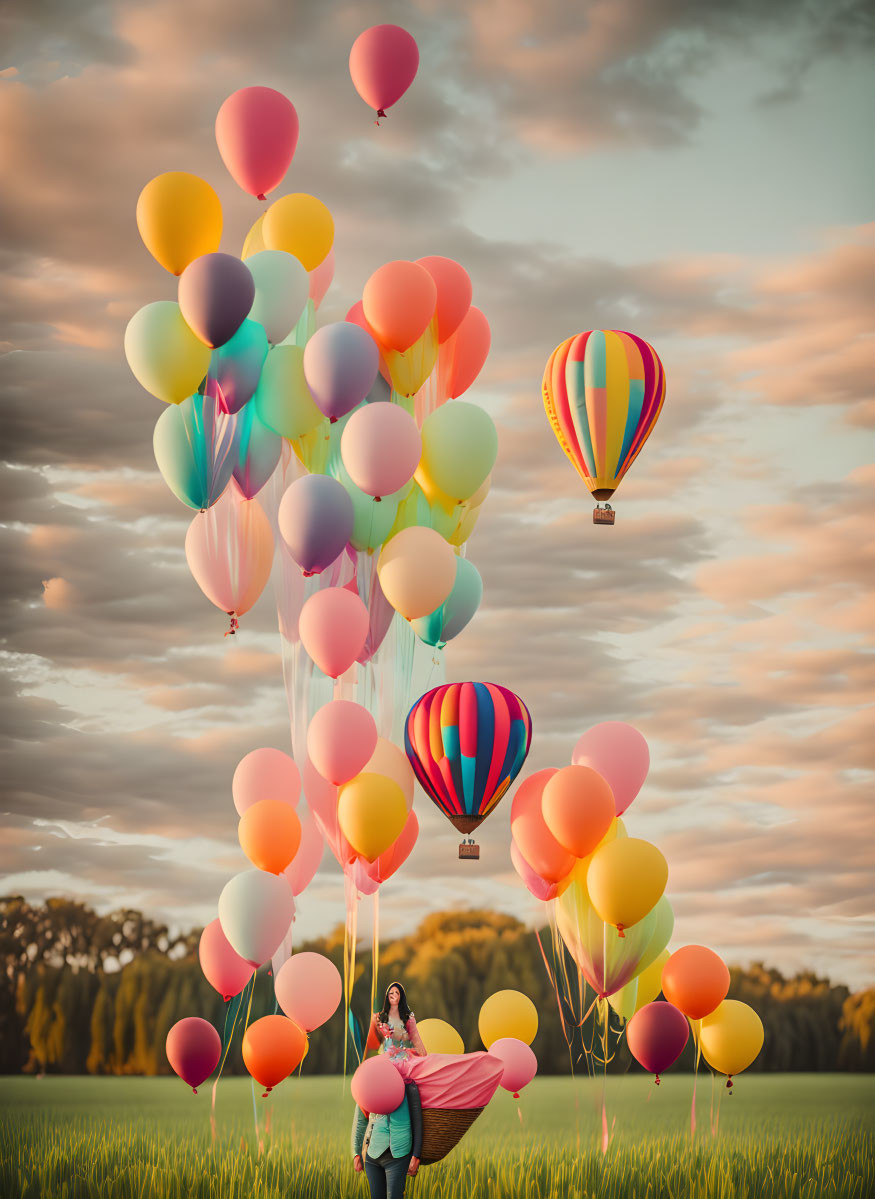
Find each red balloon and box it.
[166,1017,221,1094]
[349,25,419,118]
[626,1001,689,1082]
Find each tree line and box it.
[2,896,872,1077]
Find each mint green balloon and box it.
[394,481,458,539]
[420,401,498,502]
[411,556,482,647]
[331,459,408,552]
[635,895,674,978]
[254,345,323,439]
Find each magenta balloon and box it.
[277,474,355,576]
[302,322,379,422]
[199,918,254,1001]
[216,87,299,200]
[626,1001,690,1080]
[307,699,378,786]
[274,951,342,1031]
[351,1055,405,1115]
[341,403,422,499]
[298,586,369,678]
[487,1038,538,1097]
[178,253,255,349]
[166,1017,222,1093]
[349,25,420,116]
[283,804,324,895]
[572,722,650,817]
[232,747,301,816]
[510,839,564,902]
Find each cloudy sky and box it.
[2,0,873,989]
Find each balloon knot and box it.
[223,994,231,1003]
[263,1090,269,1099]
[726,1076,733,1090]
[513,1092,520,1099]
[303,570,314,578]
[225,615,239,637]
[374,495,382,503]
[257,193,266,202]
[329,416,338,424]
[192,1087,197,1095]
[617,924,626,939]
[377,109,387,119]
[654,1075,660,1086]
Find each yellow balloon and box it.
[124,301,211,404]
[377,526,456,620]
[417,1019,464,1055]
[608,948,671,1022]
[383,322,439,397]
[700,1000,764,1079]
[586,837,667,932]
[569,816,626,882]
[337,772,406,862]
[136,172,222,276]
[242,214,267,259]
[262,193,334,272]
[478,990,538,1049]
[363,738,415,809]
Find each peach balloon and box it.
[541,765,616,859]
[447,306,491,398]
[362,260,437,352]
[416,256,472,343]
[242,1014,307,1095]
[238,799,302,874]
[509,769,577,885]
[662,945,730,1021]
[307,699,378,785]
[364,737,414,809]
[184,491,274,627]
[274,951,342,1031]
[283,804,324,895]
[232,747,301,816]
[298,587,369,678]
[376,526,456,620]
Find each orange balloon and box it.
[448,306,491,398]
[510,769,577,885]
[238,799,302,874]
[242,1014,307,1094]
[362,260,437,352]
[416,256,472,343]
[662,945,730,1020]
[541,765,615,859]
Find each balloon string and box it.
[371,889,380,1021]
[211,976,253,1141]
[691,1021,701,1138]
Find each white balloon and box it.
[246,250,309,344]
[218,869,295,967]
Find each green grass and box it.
[1,1074,872,1198]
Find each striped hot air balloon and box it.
[405,682,532,860]
[543,329,665,525]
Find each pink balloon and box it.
[627,1002,690,1081]
[307,700,378,786]
[283,804,324,895]
[274,952,342,1031]
[302,756,353,866]
[572,722,650,816]
[185,490,274,628]
[487,1038,538,1098]
[298,587,369,678]
[309,248,334,309]
[199,918,254,1001]
[232,748,301,815]
[510,839,564,902]
[216,87,299,201]
[166,1017,222,1093]
[351,1055,406,1115]
[349,25,419,118]
[341,403,422,499]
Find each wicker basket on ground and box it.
[420,1107,486,1165]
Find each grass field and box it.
[1,1074,872,1198]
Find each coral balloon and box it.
[419,401,498,502]
[303,322,379,422]
[124,301,211,405]
[416,256,472,343]
[307,699,378,786]
[198,919,254,1002]
[363,261,437,352]
[447,306,491,398]
[137,172,222,276]
[349,25,419,119]
[351,1055,405,1115]
[488,1037,538,1098]
[218,869,295,967]
[572,722,650,816]
[254,345,323,439]
[246,250,309,344]
[627,1002,690,1082]
[283,804,324,895]
[238,799,302,874]
[216,87,299,200]
[166,1018,221,1094]
[263,193,334,271]
[337,772,407,862]
[662,945,730,1021]
[376,526,456,620]
[510,770,577,885]
[341,402,422,499]
[278,475,354,576]
[178,253,254,350]
[298,587,369,678]
[479,991,538,1049]
[587,838,668,934]
[510,839,566,902]
[275,952,342,1031]
[417,1019,464,1055]
[232,747,300,816]
[699,1001,764,1083]
[242,1014,307,1095]
[185,491,274,625]
[541,765,616,859]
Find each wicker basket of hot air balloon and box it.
[420,1106,487,1164]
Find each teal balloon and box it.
[411,556,482,647]
[209,319,268,414]
[217,870,296,968]
[153,393,238,510]
[232,403,283,499]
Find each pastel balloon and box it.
[185,491,274,621]
[153,393,237,510]
[587,838,668,933]
[376,526,456,620]
[572,722,650,816]
[178,254,255,350]
[241,214,267,259]
[409,555,481,649]
[341,402,421,499]
[541,765,616,860]
[242,1014,307,1095]
[417,1019,464,1056]
[349,24,419,118]
[218,869,296,967]
[609,949,671,1022]
[337,772,407,861]
[555,871,658,997]
[166,1018,221,1093]
[419,401,498,503]
[510,769,576,886]
[210,319,269,414]
[303,323,379,422]
[124,301,211,405]
[479,990,538,1049]
[309,247,334,309]
[447,306,491,398]
[254,345,323,439]
[278,475,354,576]
[363,261,437,352]
[510,839,566,902]
[137,172,222,276]
[198,918,254,1002]
[232,747,300,815]
[364,737,414,807]
[299,587,369,678]
[351,1055,405,1115]
[231,404,282,499]
[246,250,309,344]
[307,699,378,786]
[699,1001,764,1081]
[416,256,472,343]
[366,807,419,886]
[627,1002,689,1081]
[635,896,675,978]
[216,87,299,200]
[488,1037,538,1097]
[238,799,302,874]
[283,804,324,895]
[662,945,730,1021]
[334,459,406,554]
[263,193,334,271]
[275,952,342,1031]
[303,756,354,869]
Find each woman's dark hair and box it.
[378,980,412,1025]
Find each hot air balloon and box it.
[542,330,665,526]
[405,682,532,860]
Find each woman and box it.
[368,981,427,1068]
[352,1077,422,1198]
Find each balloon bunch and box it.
[478,989,539,1099]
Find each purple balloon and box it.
[179,253,255,350]
[278,474,354,575]
[165,1017,222,1093]
[627,1001,690,1081]
[302,322,379,422]
[209,319,269,414]
[233,404,282,499]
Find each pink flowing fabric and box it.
[404,1052,504,1109]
